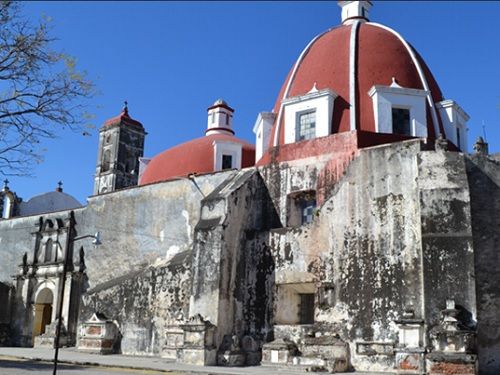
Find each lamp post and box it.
[53,210,101,375]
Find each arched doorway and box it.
[32,288,54,339]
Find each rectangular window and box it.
[299,293,315,324]
[296,111,316,141]
[225,113,230,125]
[222,154,232,170]
[301,199,316,224]
[211,112,215,124]
[456,127,461,149]
[392,108,411,136]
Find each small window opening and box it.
[45,239,54,263]
[392,108,411,136]
[211,112,216,124]
[101,149,111,172]
[301,199,317,224]
[287,190,316,227]
[225,113,230,126]
[456,127,461,150]
[299,293,315,324]
[222,154,233,170]
[296,111,316,141]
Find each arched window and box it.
[101,149,111,172]
[44,239,54,263]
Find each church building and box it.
[0,2,499,374]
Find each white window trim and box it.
[212,140,242,171]
[368,84,428,137]
[283,87,337,145]
[436,100,470,151]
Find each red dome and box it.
[140,134,255,185]
[266,22,445,153]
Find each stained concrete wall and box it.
[259,140,478,372]
[418,150,476,327]
[0,170,234,352]
[466,154,500,375]
[0,172,231,287]
[189,169,279,349]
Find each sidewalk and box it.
[0,347,390,375]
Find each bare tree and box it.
[0,1,94,176]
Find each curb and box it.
[0,354,176,373]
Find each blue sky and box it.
[8,1,500,203]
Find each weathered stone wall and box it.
[0,171,234,352]
[0,172,231,286]
[418,150,476,327]
[466,154,500,375]
[259,140,478,372]
[0,282,13,346]
[189,170,279,349]
[80,251,191,355]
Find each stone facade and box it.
[0,2,498,374]
[0,136,497,373]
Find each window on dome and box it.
[296,111,316,141]
[211,112,215,124]
[225,113,230,126]
[222,154,233,170]
[392,108,411,136]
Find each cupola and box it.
[338,1,372,25]
[206,99,234,136]
[140,100,255,185]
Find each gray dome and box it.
[18,191,82,216]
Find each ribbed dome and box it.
[266,22,445,152]
[139,134,255,185]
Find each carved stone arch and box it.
[31,280,56,305]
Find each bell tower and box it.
[93,102,146,195]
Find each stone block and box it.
[217,351,246,366]
[261,338,298,365]
[77,313,120,354]
[426,353,477,375]
[395,349,425,374]
[181,348,216,366]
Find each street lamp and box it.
[53,210,101,375]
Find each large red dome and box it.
[266,22,445,154]
[140,134,255,185]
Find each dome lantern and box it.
[338,1,372,25]
[206,99,235,136]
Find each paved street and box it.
[0,347,391,375]
[0,357,171,374]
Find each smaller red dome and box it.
[139,134,255,185]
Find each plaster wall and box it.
[260,140,478,372]
[466,154,500,375]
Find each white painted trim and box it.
[273,27,335,147]
[283,89,337,144]
[212,140,242,171]
[368,22,441,138]
[349,20,361,131]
